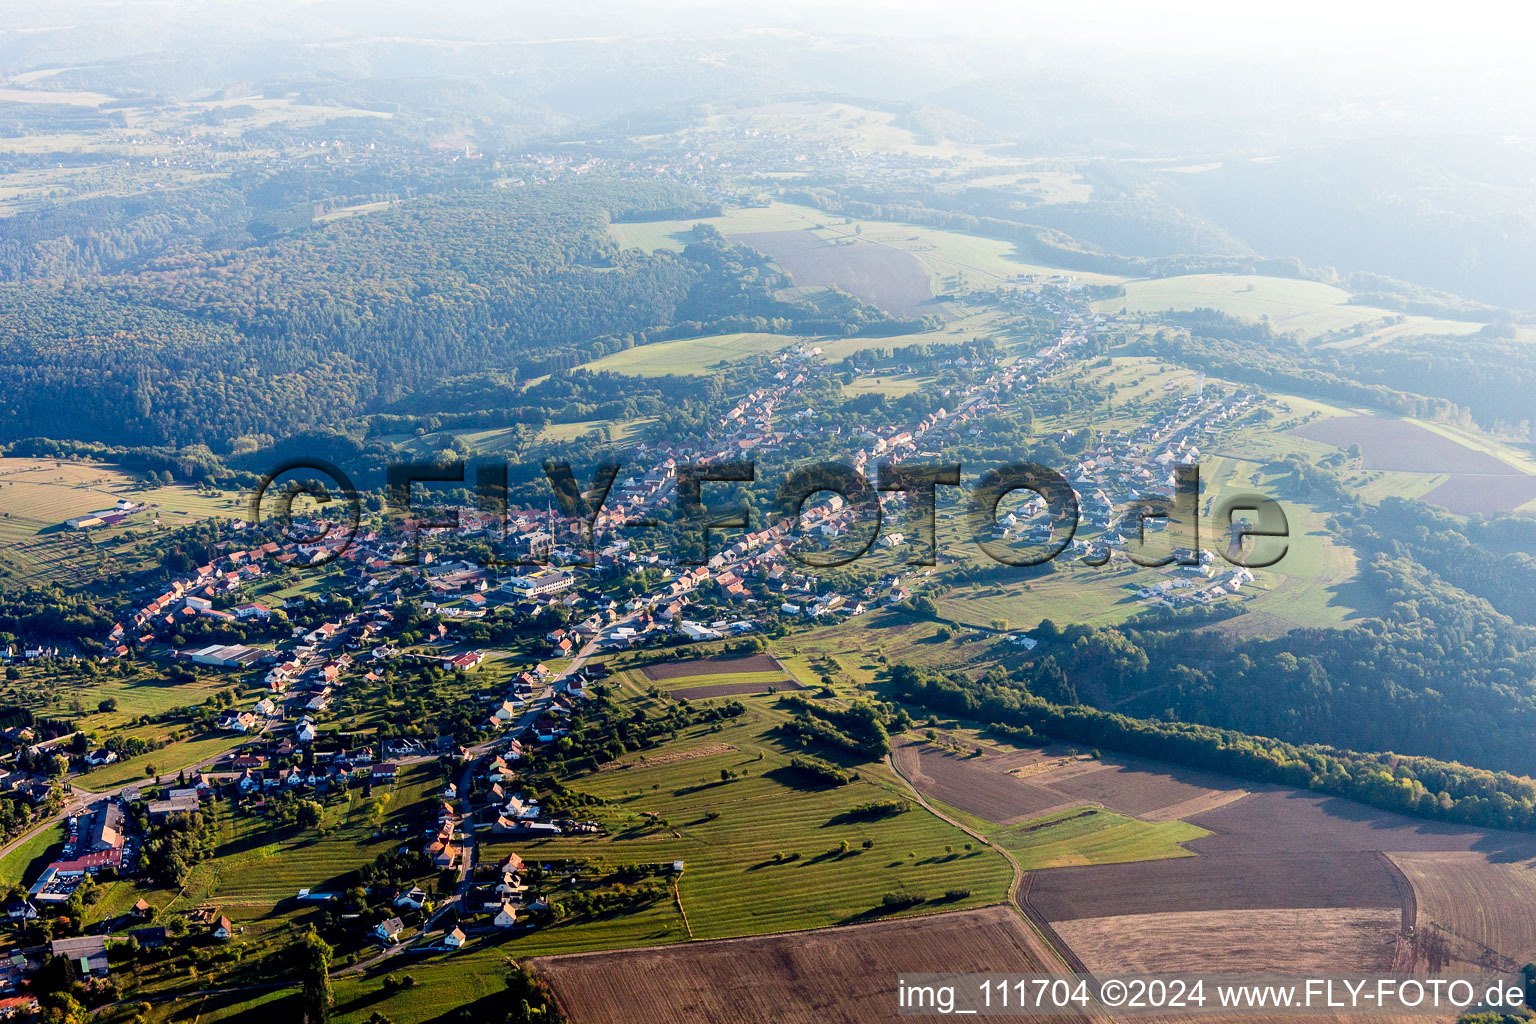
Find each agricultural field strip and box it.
[1054,907,1404,975]
[637,654,787,680]
[1389,851,1536,973]
[893,738,1244,826]
[529,904,1110,1024]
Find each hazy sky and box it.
[764,0,1536,66]
[9,0,1533,70]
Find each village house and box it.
[373,917,405,944]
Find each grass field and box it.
[610,200,1124,292]
[3,663,236,733]
[1095,274,1484,342]
[0,457,235,586]
[0,820,64,886]
[580,332,793,376]
[1198,460,1370,630]
[105,764,443,936]
[482,700,1012,941]
[993,806,1208,869]
[76,733,247,792]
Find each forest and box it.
[886,662,1536,833]
[0,175,913,452]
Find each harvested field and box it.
[1055,907,1402,974]
[530,905,1105,1024]
[1183,790,1536,857]
[894,739,1243,824]
[639,654,783,680]
[1024,851,1405,921]
[733,230,939,318]
[892,739,1067,824]
[1422,473,1536,514]
[674,677,804,699]
[1007,753,1099,780]
[1290,416,1514,474]
[1141,787,1251,823]
[1392,851,1536,973]
[1025,788,1536,942]
[1039,759,1240,818]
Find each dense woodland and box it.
[888,662,1536,833]
[0,176,915,453]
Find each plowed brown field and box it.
[639,653,783,680]
[1054,907,1403,974]
[530,905,1106,1024]
[1391,850,1536,973]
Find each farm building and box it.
[50,936,108,977]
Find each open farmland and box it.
[638,653,785,679]
[1290,416,1519,474]
[673,676,807,699]
[610,200,1123,290]
[892,737,1244,824]
[1391,851,1536,972]
[1421,474,1536,515]
[530,904,1101,1024]
[993,807,1208,870]
[482,707,1012,941]
[1035,758,1245,818]
[1025,850,1406,920]
[1026,785,1536,951]
[625,654,805,700]
[579,331,794,376]
[891,738,1074,823]
[0,457,235,585]
[1095,274,1483,342]
[1289,414,1536,514]
[1055,907,1403,974]
[734,230,940,318]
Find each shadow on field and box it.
[424,992,509,1024]
[165,988,299,1022]
[332,984,397,1017]
[763,765,843,792]
[838,898,929,925]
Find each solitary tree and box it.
[298,929,334,1024]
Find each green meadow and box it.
[479,701,1012,941]
[1096,274,1483,342]
[993,805,1208,869]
